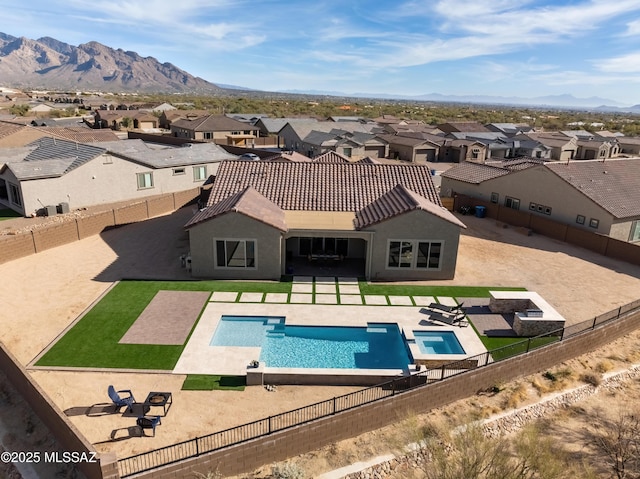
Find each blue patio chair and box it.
[108,385,136,412]
[136,415,162,437]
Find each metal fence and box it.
[118,298,640,478]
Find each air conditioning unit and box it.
[45,205,57,216]
[57,202,70,214]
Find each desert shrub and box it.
[581,373,602,387]
[272,462,305,479]
[596,360,614,373]
[503,382,529,410]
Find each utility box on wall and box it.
[57,202,70,214]
[45,205,57,217]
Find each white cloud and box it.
[595,52,640,73]
[622,19,640,36]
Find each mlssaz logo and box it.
[44,451,98,463]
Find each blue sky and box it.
[3,0,640,105]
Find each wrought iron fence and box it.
[118,299,640,478]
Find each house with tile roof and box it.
[170,114,259,146]
[0,138,236,216]
[441,158,640,242]
[158,110,210,129]
[516,133,578,161]
[185,160,466,280]
[278,121,380,156]
[0,120,119,148]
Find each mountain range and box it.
[0,33,223,94]
[1,32,639,112]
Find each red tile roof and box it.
[208,160,441,212]
[354,184,465,229]
[186,186,287,230]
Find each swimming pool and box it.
[413,330,465,355]
[210,315,412,369]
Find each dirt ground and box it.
[1,205,640,476]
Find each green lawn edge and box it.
[181,375,246,391]
[35,279,531,370]
[35,279,290,369]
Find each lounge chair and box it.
[430,312,457,325]
[136,415,162,437]
[428,302,464,314]
[108,385,136,412]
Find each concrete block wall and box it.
[113,202,148,225]
[32,221,79,252]
[146,195,175,218]
[77,211,116,239]
[0,233,36,263]
[452,193,640,266]
[174,188,200,208]
[0,189,200,266]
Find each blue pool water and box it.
[413,331,465,355]
[210,316,411,369]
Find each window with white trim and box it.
[136,172,153,189]
[215,239,256,268]
[387,240,442,270]
[173,168,185,176]
[193,165,207,181]
[8,183,21,206]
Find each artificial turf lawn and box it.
[181,375,246,391]
[481,336,560,361]
[35,279,290,369]
[358,283,526,298]
[35,279,532,370]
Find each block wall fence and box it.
[452,193,640,266]
[0,188,200,265]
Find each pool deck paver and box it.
[316,276,336,284]
[264,293,289,303]
[339,294,363,305]
[290,293,314,304]
[437,296,458,306]
[412,296,436,306]
[316,284,337,294]
[292,284,313,293]
[239,292,264,303]
[339,285,361,295]
[388,296,414,306]
[174,302,488,376]
[315,294,338,304]
[364,295,388,305]
[337,277,359,284]
[210,291,239,302]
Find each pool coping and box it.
[173,302,487,385]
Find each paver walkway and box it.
[119,291,210,345]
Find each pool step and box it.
[366,326,388,334]
[266,331,285,338]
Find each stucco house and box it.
[441,158,640,243]
[517,133,578,161]
[0,138,237,216]
[185,159,466,281]
[278,121,379,155]
[170,114,259,146]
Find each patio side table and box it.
[143,391,172,416]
